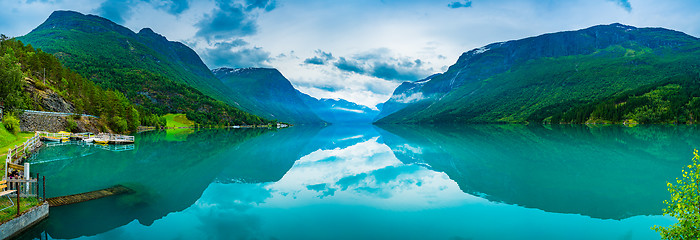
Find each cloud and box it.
[201,39,271,68]
[607,0,631,12]
[154,0,190,15]
[372,59,426,81]
[334,57,366,74]
[303,57,325,65]
[447,0,472,9]
[328,49,434,82]
[195,0,276,41]
[96,0,191,24]
[306,183,336,198]
[97,0,135,24]
[245,0,277,12]
[390,92,426,104]
[303,49,335,65]
[316,50,334,61]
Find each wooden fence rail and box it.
[6,178,42,200]
[6,132,41,163]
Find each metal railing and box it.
[95,133,135,142]
[21,110,99,119]
[44,140,135,152]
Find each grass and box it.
[0,197,41,223]
[0,123,34,158]
[164,114,195,128]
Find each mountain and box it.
[375,23,700,124]
[212,67,324,124]
[298,92,379,124]
[373,74,438,121]
[17,10,268,125]
[0,37,146,132]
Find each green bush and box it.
[2,114,20,134]
[66,117,77,132]
[110,116,128,133]
[653,149,700,238]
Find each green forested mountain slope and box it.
[17,10,267,125]
[375,23,700,124]
[0,36,146,132]
[212,68,324,124]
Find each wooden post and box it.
[42,176,45,201]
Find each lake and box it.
[18,124,692,239]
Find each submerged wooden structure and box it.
[46,185,132,207]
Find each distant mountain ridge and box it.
[376,23,700,124]
[297,93,380,124]
[212,67,325,124]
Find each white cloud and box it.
[391,92,426,104]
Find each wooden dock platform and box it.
[47,185,132,207]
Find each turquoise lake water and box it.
[18,124,695,239]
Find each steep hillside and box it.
[17,10,267,125]
[298,92,379,124]
[0,36,148,132]
[375,23,700,124]
[212,67,324,124]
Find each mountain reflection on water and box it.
[21,124,688,239]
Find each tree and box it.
[653,149,700,239]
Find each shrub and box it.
[653,150,700,238]
[66,117,77,132]
[110,116,128,133]
[2,114,20,134]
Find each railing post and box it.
[16,186,20,217]
[24,163,29,195]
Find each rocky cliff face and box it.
[19,114,102,133]
[24,77,75,113]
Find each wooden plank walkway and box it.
[46,185,132,207]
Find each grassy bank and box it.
[0,197,40,224]
[164,114,194,128]
[0,123,34,158]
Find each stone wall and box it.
[19,112,103,133]
[0,202,49,239]
[19,113,66,132]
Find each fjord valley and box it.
[1,2,700,239]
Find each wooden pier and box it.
[95,133,135,145]
[46,185,132,207]
[38,132,135,145]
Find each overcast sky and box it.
[2,0,700,108]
